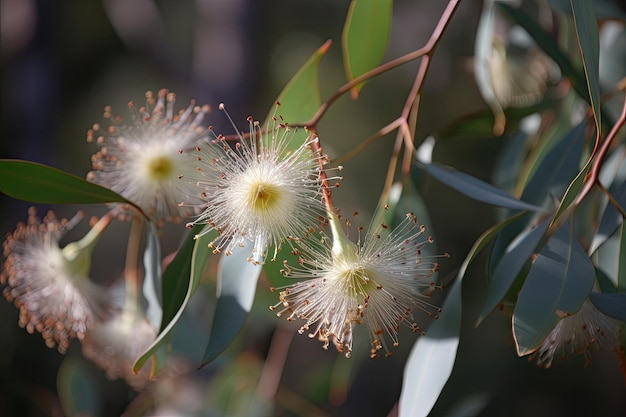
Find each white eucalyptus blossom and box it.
[532,299,623,368]
[179,104,328,262]
[272,212,445,358]
[87,89,210,224]
[1,208,112,353]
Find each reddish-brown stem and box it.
[300,0,461,129]
[576,91,626,206]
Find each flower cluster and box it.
[531,299,622,368]
[179,104,327,263]
[1,208,112,353]
[271,212,444,358]
[87,89,210,224]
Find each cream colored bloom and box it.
[1,208,112,353]
[81,301,157,391]
[532,299,622,368]
[272,212,443,358]
[87,89,210,223]
[180,105,326,262]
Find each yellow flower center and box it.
[248,182,281,212]
[145,155,174,182]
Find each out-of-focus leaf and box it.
[134,225,216,373]
[590,180,626,254]
[590,292,626,320]
[342,0,393,98]
[399,212,523,417]
[142,221,163,331]
[497,3,589,102]
[521,120,587,206]
[0,159,140,209]
[437,99,559,139]
[264,40,331,146]
[513,219,595,356]
[474,0,506,135]
[595,266,617,294]
[201,243,263,366]
[493,130,529,195]
[570,0,602,132]
[417,161,544,212]
[57,356,101,417]
[478,216,550,325]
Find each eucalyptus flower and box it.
[87,89,210,223]
[179,104,327,262]
[271,212,444,358]
[1,208,112,353]
[80,300,157,391]
[531,299,622,368]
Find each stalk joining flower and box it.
[271,212,445,358]
[1,208,112,353]
[87,89,210,224]
[179,104,328,262]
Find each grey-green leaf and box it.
[570,0,602,132]
[201,243,263,366]
[589,292,626,321]
[513,219,595,356]
[417,161,544,212]
[142,221,163,330]
[478,216,550,325]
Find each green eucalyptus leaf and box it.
[0,159,138,208]
[478,216,550,325]
[142,221,163,331]
[521,120,587,207]
[513,218,595,356]
[201,243,263,366]
[570,0,602,132]
[57,356,101,417]
[618,222,626,291]
[134,225,216,373]
[342,0,393,97]
[399,273,461,417]
[551,150,593,225]
[417,161,544,212]
[589,292,626,321]
[590,181,626,254]
[399,212,524,417]
[263,40,330,145]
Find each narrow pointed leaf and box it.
[399,213,523,417]
[551,152,593,225]
[418,161,544,212]
[142,221,163,331]
[513,219,595,356]
[521,120,587,206]
[589,293,626,321]
[134,225,216,373]
[478,217,550,325]
[399,274,461,417]
[342,0,393,97]
[0,159,138,207]
[618,222,626,291]
[264,39,331,146]
[57,357,100,417]
[570,0,602,132]
[201,244,263,366]
[590,181,626,253]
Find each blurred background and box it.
[1,0,626,416]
